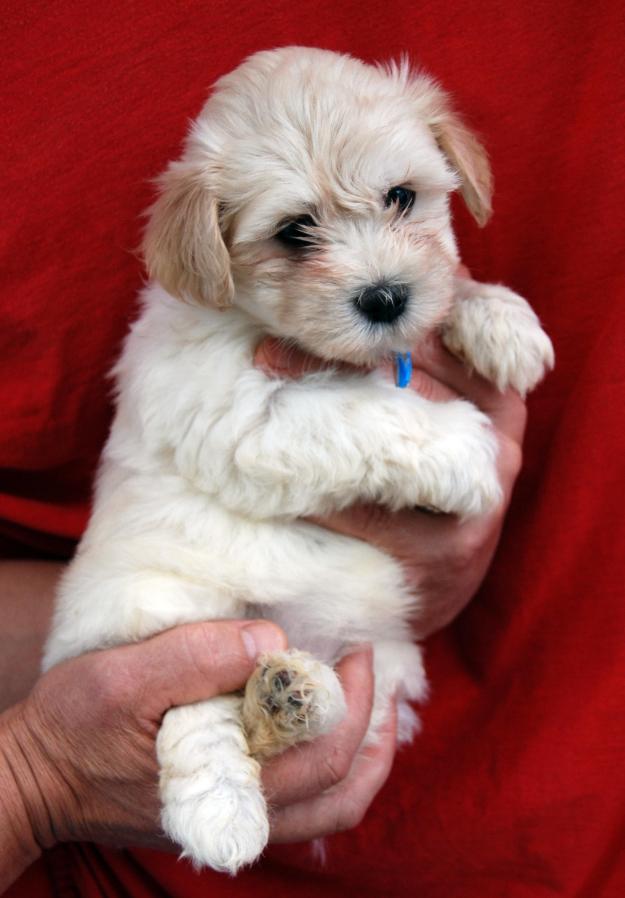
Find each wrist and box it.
[0,703,57,890]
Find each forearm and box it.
[0,704,47,893]
[0,561,63,711]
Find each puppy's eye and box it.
[385,186,416,214]
[275,214,317,248]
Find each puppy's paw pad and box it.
[244,650,346,758]
[261,665,311,717]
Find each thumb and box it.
[119,619,287,717]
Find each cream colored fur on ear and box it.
[143,161,233,306]
[433,108,493,226]
[412,78,493,226]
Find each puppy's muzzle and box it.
[354,282,410,324]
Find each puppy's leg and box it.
[158,695,268,874]
[367,640,429,746]
[242,649,346,760]
[443,277,554,396]
[226,373,502,520]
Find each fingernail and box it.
[241,622,285,659]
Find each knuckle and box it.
[334,797,367,832]
[499,436,523,482]
[510,389,529,421]
[449,525,489,571]
[317,744,353,791]
[501,389,528,436]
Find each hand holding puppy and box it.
[0,324,522,892]
[0,623,391,892]
[255,326,527,639]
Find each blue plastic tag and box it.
[394,351,412,388]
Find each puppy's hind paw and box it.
[161,767,269,874]
[243,649,346,760]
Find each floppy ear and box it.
[415,79,493,226]
[142,161,233,306]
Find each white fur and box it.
[43,47,553,873]
[158,695,269,872]
[443,277,555,396]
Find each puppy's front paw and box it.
[416,399,502,517]
[443,282,554,396]
[243,649,346,760]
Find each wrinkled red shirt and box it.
[3,2,625,895]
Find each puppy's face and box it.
[144,48,492,365]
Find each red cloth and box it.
[3,1,625,895]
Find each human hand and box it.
[264,645,397,843]
[1,623,390,886]
[254,327,526,639]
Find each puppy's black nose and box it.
[355,283,409,324]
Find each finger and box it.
[407,368,458,403]
[257,334,460,403]
[269,701,397,843]
[375,359,460,403]
[109,619,287,717]
[309,500,506,583]
[255,337,327,377]
[310,501,464,559]
[262,647,374,806]
[255,336,364,378]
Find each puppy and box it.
[43,47,554,873]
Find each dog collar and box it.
[394,352,412,388]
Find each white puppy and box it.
[43,47,554,873]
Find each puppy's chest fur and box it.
[43,289,416,668]
[45,270,552,675]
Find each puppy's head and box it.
[143,47,492,365]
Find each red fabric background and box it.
[3,1,625,895]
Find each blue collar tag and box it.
[394,351,412,388]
